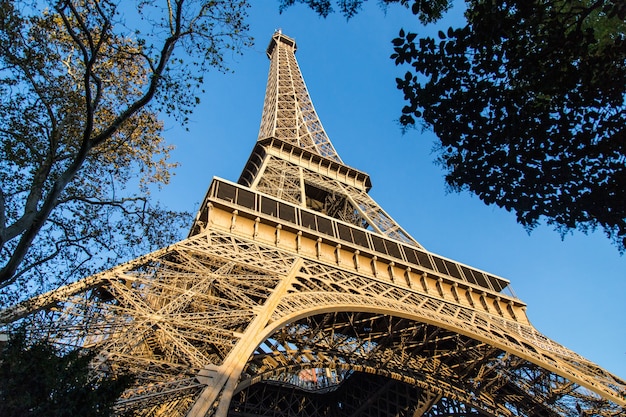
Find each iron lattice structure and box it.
[1,32,624,417]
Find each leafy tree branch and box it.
[0,0,252,299]
[282,0,626,253]
[0,329,134,417]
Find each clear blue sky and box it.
[156,2,625,379]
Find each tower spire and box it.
[257,31,342,162]
[236,31,421,247]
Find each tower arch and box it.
[1,31,623,417]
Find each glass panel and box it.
[416,251,433,270]
[216,182,236,202]
[385,241,402,259]
[444,260,462,279]
[301,210,316,230]
[260,197,278,217]
[489,276,506,292]
[352,229,369,248]
[370,235,387,255]
[404,248,419,265]
[316,216,334,236]
[432,256,448,275]
[473,272,490,289]
[278,202,296,223]
[461,266,479,285]
[237,188,256,210]
[337,223,353,243]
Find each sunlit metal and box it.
[1,31,624,417]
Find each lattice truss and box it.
[253,158,302,205]
[2,229,624,416]
[257,32,341,162]
[2,31,625,417]
[0,231,297,416]
[253,155,417,246]
[237,259,625,417]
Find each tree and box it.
[392,0,626,252]
[0,0,252,301]
[282,0,626,253]
[279,0,452,23]
[0,330,133,417]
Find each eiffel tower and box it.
[1,31,624,417]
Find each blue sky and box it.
[156,2,625,379]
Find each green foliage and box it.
[278,0,452,23]
[285,0,626,252]
[392,0,626,252]
[0,331,133,417]
[0,0,252,301]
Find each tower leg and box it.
[188,259,303,417]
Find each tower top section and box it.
[266,30,296,58]
[257,31,342,162]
